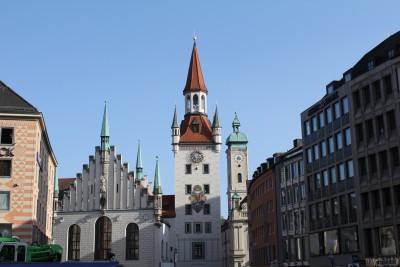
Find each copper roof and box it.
[179,114,214,143]
[183,43,208,94]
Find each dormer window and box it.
[388,49,395,59]
[368,60,374,71]
[192,119,199,133]
[327,85,334,94]
[345,72,352,83]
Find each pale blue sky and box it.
[1,1,399,218]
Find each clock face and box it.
[234,154,243,163]
[191,151,204,163]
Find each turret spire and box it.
[153,157,162,195]
[212,106,221,128]
[233,112,241,133]
[136,141,143,181]
[171,106,179,128]
[100,102,110,151]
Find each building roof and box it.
[183,42,208,94]
[0,81,39,114]
[179,114,214,143]
[58,178,76,191]
[226,112,248,146]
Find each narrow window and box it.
[237,173,242,183]
[328,137,334,154]
[203,164,209,174]
[384,75,392,96]
[185,164,192,174]
[380,151,388,171]
[344,128,351,146]
[391,147,400,167]
[68,224,81,261]
[342,97,349,115]
[373,80,381,101]
[353,91,361,110]
[185,185,192,194]
[347,160,354,178]
[313,144,319,160]
[369,154,377,173]
[0,160,12,177]
[185,222,192,233]
[311,116,317,132]
[0,128,13,145]
[193,94,199,110]
[205,222,212,233]
[186,96,191,109]
[387,110,396,131]
[334,102,340,119]
[366,119,374,140]
[326,107,332,123]
[304,121,310,136]
[203,204,210,215]
[338,164,345,181]
[203,184,210,194]
[318,112,325,128]
[192,119,199,133]
[336,132,343,150]
[94,216,112,260]
[362,85,371,106]
[201,95,205,110]
[126,223,139,260]
[0,191,10,210]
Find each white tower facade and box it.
[171,39,222,267]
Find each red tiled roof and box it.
[162,195,176,218]
[183,44,207,94]
[58,178,76,191]
[179,114,214,143]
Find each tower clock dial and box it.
[234,154,243,163]
[189,150,204,163]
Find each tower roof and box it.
[153,158,162,195]
[179,114,214,144]
[226,112,248,146]
[183,40,208,94]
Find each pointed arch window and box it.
[68,224,81,261]
[201,95,205,110]
[238,173,242,183]
[193,94,199,111]
[126,223,139,260]
[94,216,112,260]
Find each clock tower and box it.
[171,37,222,267]
[225,112,250,267]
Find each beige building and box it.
[0,81,57,244]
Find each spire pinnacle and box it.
[100,102,110,151]
[171,105,179,128]
[233,112,241,132]
[153,157,162,195]
[136,141,143,181]
[212,106,221,128]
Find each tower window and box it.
[204,204,210,215]
[186,96,191,109]
[185,164,192,174]
[193,94,199,110]
[205,222,212,233]
[203,184,210,194]
[185,204,192,215]
[201,95,205,109]
[238,173,242,183]
[185,185,192,194]
[203,164,209,174]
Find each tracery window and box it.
[94,216,112,260]
[126,223,139,260]
[68,224,80,261]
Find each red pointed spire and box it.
[183,39,208,94]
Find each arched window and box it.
[238,173,242,183]
[94,216,112,260]
[201,95,205,109]
[126,223,139,260]
[186,96,191,109]
[68,224,81,261]
[193,94,199,110]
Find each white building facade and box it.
[170,38,222,267]
[53,104,172,267]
